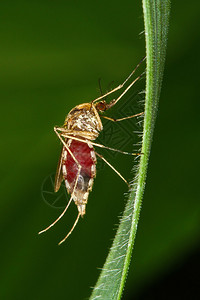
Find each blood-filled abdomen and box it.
[62,139,96,215]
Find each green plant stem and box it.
[90,1,170,299]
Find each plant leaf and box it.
[90,1,170,299]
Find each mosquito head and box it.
[95,100,107,112]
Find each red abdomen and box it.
[62,139,96,195]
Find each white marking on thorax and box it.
[72,111,99,133]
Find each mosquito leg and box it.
[96,152,129,187]
[60,132,140,156]
[58,212,81,245]
[101,112,144,122]
[55,127,141,156]
[54,128,83,204]
[39,130,82,235]
[57,163,82,244]
[38,164,81,236]
[38,195,74,234]
[91,83,125,103]
[54,127,79,165]
[38,163,81,235]
[54,127,94,140]
[55,127,84,243]
[119,56,146,87]
[92,56,145,104]
[105,73,144,110]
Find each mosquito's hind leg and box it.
[58,212,81,245]
[95,152,130,187]
[38,194,74,235]
[38,131,82,236]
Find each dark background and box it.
[0,1,199,299]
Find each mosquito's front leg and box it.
[105,73,143,109]
[92,56,145,104]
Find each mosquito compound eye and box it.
[96,101,106,111]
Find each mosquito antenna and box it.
[95,79,115,104]
[58,213,81,245]
[91,78,104,108]
[38,195,74,235]
[98,78,103,96]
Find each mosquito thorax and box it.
[63,103,103,139]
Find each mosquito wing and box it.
[54,147,64,192]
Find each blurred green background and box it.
[0,1,199,299]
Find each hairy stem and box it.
[90,1,170,299]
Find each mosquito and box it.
[38,57,145,245]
